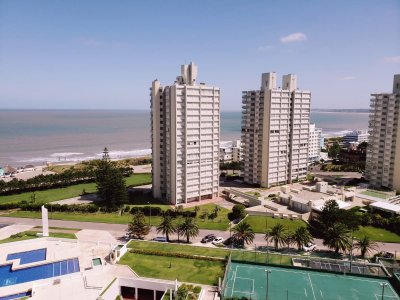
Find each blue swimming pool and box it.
[0,258,80,287]
[6,248,46,265]
[0,291,31,300]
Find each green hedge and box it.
[129,248,226,262]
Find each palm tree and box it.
[355,236,378,258]
[156,214,176,242]
[323,223,352,254]
[232,222,255,247]
[291,227,313,251]
[267,224,288,250]
[178,217,199,243]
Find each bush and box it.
[130,249,225,262]
[193,286,202,294]
[228,204,246,221]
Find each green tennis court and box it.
[223,262,400,300]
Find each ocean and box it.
[0,110,369,167]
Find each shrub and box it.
[228,204,246,221]
[130,249,225,262]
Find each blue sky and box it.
[0,0,399,110]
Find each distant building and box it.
[343,130,369,145]
[309,124,322,162]
[365,74,400,192]
[150,63,220,205]
[220,140,242,163]
[0,167,4,177]
[241,72,311,188]
[231,140,243,162]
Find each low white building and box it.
[343,130,369,145]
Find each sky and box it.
[0,0,399,111]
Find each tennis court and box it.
[223,262,400,300]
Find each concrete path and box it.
[0,224,34,240]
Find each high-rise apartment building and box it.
[309,124,322,162]
[241,72,311,188]
[150,63,220,205]
[365,74,400,192]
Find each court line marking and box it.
[308,273,317,300]
[232,264,400,299]
[304,288,307,297]
[235,265,393,285]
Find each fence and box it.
[228,248,389,277]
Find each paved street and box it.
[0,216,399,258]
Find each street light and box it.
[380,283,388,300]
[147,201,152,225]
[265,269,272,300]
[349,235,354,273]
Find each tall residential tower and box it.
[241,72,311,188]
[365,74,400,192]
[150,63,220,205]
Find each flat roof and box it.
[370,201,400,214]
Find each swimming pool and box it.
[0,258,80,287]
[6,248,46,265]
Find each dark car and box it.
[201,234,216,243]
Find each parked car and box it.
[303,243,317,252]
[212,237,224,245]
[201,234,216,243]
[123,233,131,240]
[153,237,167,242]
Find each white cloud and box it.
[257,45,273,52]
[341,76,356,80]
[75,38,103,47]
[384,56,400,63]
[280,32,307,43]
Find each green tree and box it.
[266,223,288,250]
[128,211,150,239]
[228,204,246,221]
[323,223,351,254]
[178,217,199,243]
[232,221,255,247]
[156,214,176,242]
[95,148,127,208]
[317,200,340,230]
[355,236,378,258]
[291,226,313,251]
[328,142,341,158]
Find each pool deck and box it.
[0,231,132,299]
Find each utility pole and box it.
[265,269,272,300]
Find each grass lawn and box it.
[354,226,400,243]
[128,240,292,266]
[0,173,151,204]
[244,215,307,233]
[3,203,230,230]
[129,240,230,258]
[360,190,390,199]
[0,230,77,244]
[118,252,224,285]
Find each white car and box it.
[212,237,224,245]
[303,243,317,252]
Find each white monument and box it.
[41,205,49,237]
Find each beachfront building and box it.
[241,72,311,188]
[232,140,243,162]
[365,74,400,192]
[343,130,369,145]
[150,62,220,205]
[309,123,322,162]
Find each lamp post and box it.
[265,269,272,300]
[380,283,388,300]
[349,235,354,273]
[147,201,152,226]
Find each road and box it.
[0,216,399,257]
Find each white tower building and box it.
[366,74,400,192]
[150,63,220,204]
[309,124,322,162]
[241,72,311,188]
